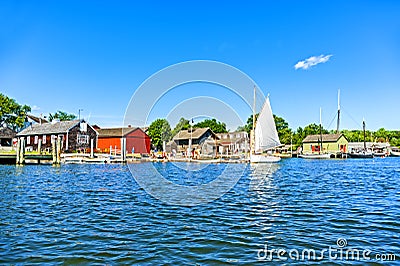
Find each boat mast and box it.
[363,119,366,151]
[319,107,323,155]
[336,89,340,133]
[251,86,256,156]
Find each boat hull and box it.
[390,151,400,157]
[298,153,331,159]
[250,154,281,163]
[348,152,373,158]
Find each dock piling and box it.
[19,137,25,165]
[56,137,61,164]
[16,138,21,164]
[52,139,57,164]
[90,139,94,158]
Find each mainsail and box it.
[254,96,281,152]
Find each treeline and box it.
[0,93,77,131]
[2,93,399,149]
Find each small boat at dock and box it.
[390,148,400,157]
[298,153,332,159]
[250,87,281,163]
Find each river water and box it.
[0,158,399,265]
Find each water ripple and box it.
[0,159,399,264]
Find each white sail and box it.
[254,96,281,152]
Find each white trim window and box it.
[43,135,46,144]
[34,135,38,144]
[26,136,30,145]
[80,122,87,132]
[77,134,89,144]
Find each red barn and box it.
[97,127,150,154]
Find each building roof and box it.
[302,133,346,143]
[27,114,48,124]
[173,127,219,140]
[17,120,82,136]
[348,142,390,149]
[217,131,248,144]
[97,127,142,137]
[0,127,16,138]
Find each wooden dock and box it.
[0,153,53,164]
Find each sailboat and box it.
[348,119,373,158]
[250,87,281,163]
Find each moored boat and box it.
[250,87,281,163]
[348,119,374,159]
[390,149,400,157]
[250,153,281,162]
[298,153,331,159]
[348,151,373,158]
[372,151,387,157]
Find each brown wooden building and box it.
[0,127,16,147]
[16,120,98,152]
[171,127,219,157]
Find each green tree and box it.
[243,113,259,134]
[48,110,77,121]
[303,123,328,136]
[273,115,293,144]
[194,118,228,133]
[148,118,172,150]
[171,117,190,137]
[0,93,31,130]
[293,127,305,147]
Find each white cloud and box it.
[294,54,333,70]
[31,105,40,111]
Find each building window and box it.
[80,122,87,132]
[26,136,30,145]
[237,133,241,138]
[77,134,89,144]
[34,135,38,144]
[51,135,56,142]
[43,135,46,144]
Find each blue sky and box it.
[1,1,399,131]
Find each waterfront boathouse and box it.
[97,127,151,154]
[302,133,348,154]
[16,119,98,152]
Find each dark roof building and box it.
[171,128,219,156]
[17,120,98,152]
[173,127,219,141]
[26,114,48,124]
[0,127,16,146]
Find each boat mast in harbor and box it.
[319,107,323,155]
[336,89,340,134]
[363,118,367,151]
